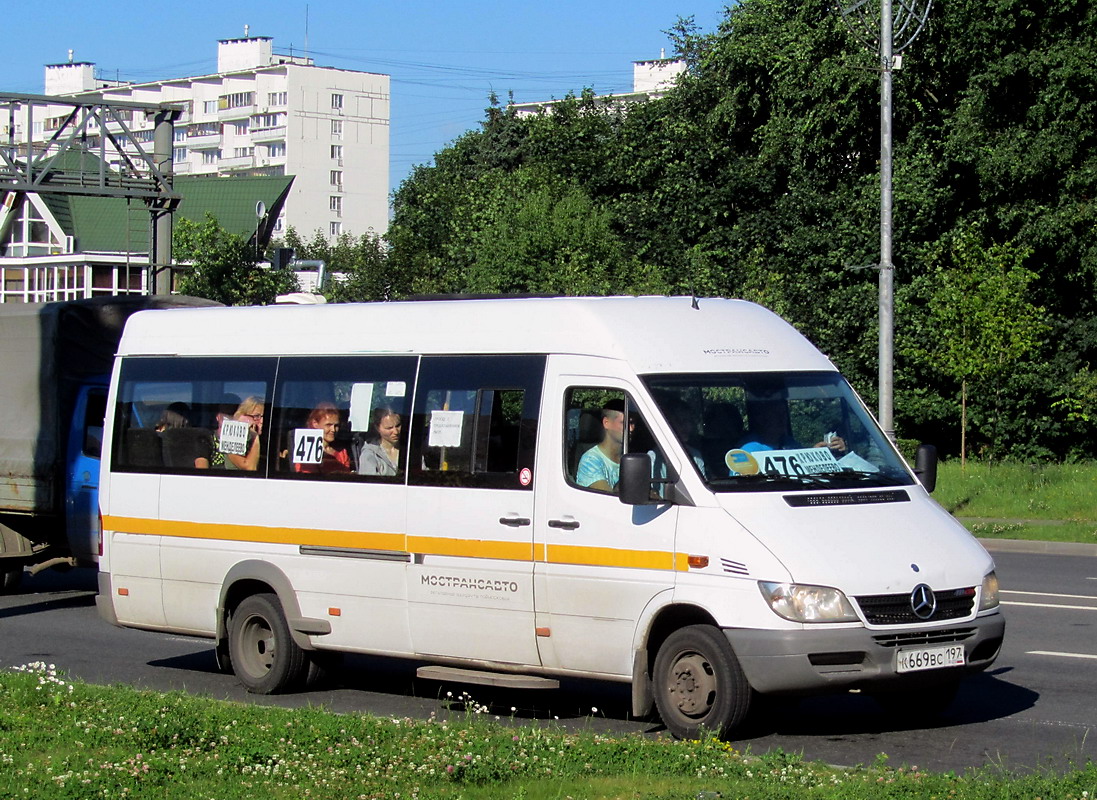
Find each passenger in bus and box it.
[157,402,214,470]
[357,407,402,476]
[200,395,241,469]
[734,400,880,473]
[154,402,191,432]
[296,403,352,474]
[737,400,799,453]
[225,396,264,471]
[576,399,632,493]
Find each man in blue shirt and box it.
[576,400,629,492]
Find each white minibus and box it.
[97,296,1003,738]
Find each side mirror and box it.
[619,452,656,506]
[914,444,938,493]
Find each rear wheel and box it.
[228,593,308,694]
[0,564,23,594]
[653,624,752,739]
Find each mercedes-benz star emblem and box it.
[910,583,937,620]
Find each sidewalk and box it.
[977,537,1097,557]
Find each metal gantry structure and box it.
[0,92,183,295]
[836,0,932,441]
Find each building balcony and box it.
[171,161,192,174]
[218,104,256,121]
[187,133,222,149]
[218,154,255,170]
[250,126,287,143]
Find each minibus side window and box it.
[269,356,417,481]
[564,387,666,495]
[408,355,544,490]
[111,357,276,475]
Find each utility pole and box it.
[837,0,932,441]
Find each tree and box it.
[280,227,395,302]
[906,224,1047,463]
[387,0,1097,459]
[175,214,297,306]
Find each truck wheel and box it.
[228,593,308,694]
[0,565,23,594]
[653,624,752,739]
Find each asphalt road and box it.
[1,545,1094,775]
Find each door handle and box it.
[498,516,531,528]
[547,519,580,530]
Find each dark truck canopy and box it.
[0,296,218,515]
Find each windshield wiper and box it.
[826,469,910,486]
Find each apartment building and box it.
[41,35,390,239]
[509,56,686,117]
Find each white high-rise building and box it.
[509,57,686,117]
[41,36,390,239]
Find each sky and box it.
[3,1,730,198]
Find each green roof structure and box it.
[36,173,293,253]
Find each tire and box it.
[0,565,22,594]
[228,593,309,694]
[652,624,752,739]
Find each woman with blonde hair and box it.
[225,396,264,471]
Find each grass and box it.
[934,461,1097,544]
[2,663,1096,799]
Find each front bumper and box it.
[725,612,1005,694]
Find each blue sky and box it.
[4,1,730,197]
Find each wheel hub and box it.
[669,653,717,717]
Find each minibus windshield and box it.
[643,372,915,492]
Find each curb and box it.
[977,538,1097,558]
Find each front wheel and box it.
[652,624,752,739]
[228,593,309,694]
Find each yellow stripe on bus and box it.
[406,535,535,561]
[101,515,688,572]
[102,515,405,552]
[545,544,688,571]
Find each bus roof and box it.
[116,296,836,374]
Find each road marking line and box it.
[1002,601,1097,611]
[1002,590,1097,601]
[1027,650,1097,661]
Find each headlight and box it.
[979,570,1000,611]
[758,581,859,623]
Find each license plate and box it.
[896,643,966,673]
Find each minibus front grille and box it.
[872,628,977,648]
[855,587,976,625]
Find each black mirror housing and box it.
[914,443,938,493]
[619,452,656,506]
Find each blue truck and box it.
[0,296,216,592]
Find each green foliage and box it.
[905,224,1047,458]
[174,214,297,306]
[385,0,1097,459]
[280,227,396,302]
[4,664,1097,799]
